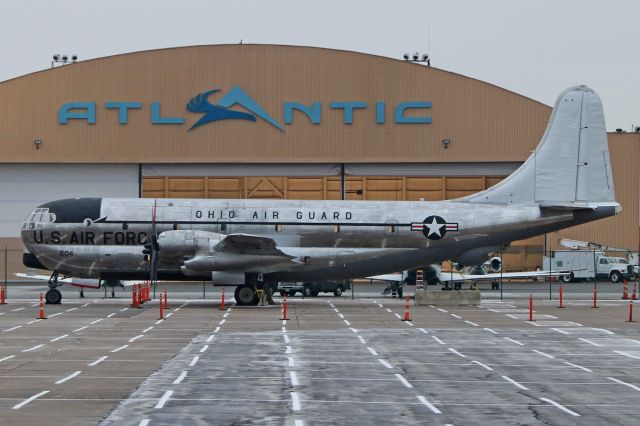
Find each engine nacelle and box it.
[157,230,223,255]
[488,256,502,273]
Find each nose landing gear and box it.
[46,271,63,304]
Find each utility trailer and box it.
[543,250,634,283]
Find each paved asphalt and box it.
[0,281,639,425]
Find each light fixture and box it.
[442,139,451,149]
[422,54,429,61]
[33,139,43,150]
[412,52,419,61]
[403,53,409,60]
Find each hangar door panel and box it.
[0,164,139,237]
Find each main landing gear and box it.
[46,271,63,304]
[233,273,276,306]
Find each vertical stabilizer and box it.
[463,86,616,207]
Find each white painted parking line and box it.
[173,371,188,385]
[540,397,580,416]
[394,373,413,388]
[578,338,602,347]
[155,390,173,409]
[67,307,78,311]
[72,326,88,333]
[219,319,226,325]
[56,370,82,384]
[0,355,16,362]
[283,335,290,343]
[450,314,461,319]
[107,313,117,318]
[12,390,49,410]
[551,328,570,335]
[593,328,614,335]
[367,347,378,356]
[448,348,466,358]
[111,344,128,353]
[563,361,592,373]
[290,371,299,386]
[607,377,640,392]
[290,391,301,411]
[357,336,366,344]
[613,350,640,360]
[503,337,524,346]
[119,307,128,312]
[532,349,554,359]
[22,344,44,352]
[377,359,393,369]
[4,325,22,332]
[464,320,479,327]
[165,313,173,318]
[287,356,295,367]
[431,336,445,345]
[338,313,344,318]
[215,327,221,333]
[88,356,108,367]
[344,320,351,326]
[142,326,153,333]
[27,319,40,324]
[378,304,383,308]
[46,312,62,318]
[206,334,215,343]
[502,375,529,391]
[350,328,359,333]
[129,335,144,343]
[472,360,493,371]
[82,303,90,307]
[419,328,429,334]
[90,319,103,325]
[385,308,392,313]
[155,320,163,325]
[484,328,498,334]
[281,327,286,333]
[393,313,401,319]
[437,308,448,313]
[199,344,209,353]
[11,307,25,312]
[139,419,150,426]
[189,355,200,367]
[223,312,229,318]
[417,395,441,414]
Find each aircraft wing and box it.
[368,273,405,282]
[15,273,139,288]
[438,270,570,282]
[213,233,290,257]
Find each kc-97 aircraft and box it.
[21,86,619,305]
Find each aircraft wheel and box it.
[279,291,286,297]
[397,287,403,298]
[235,285,258,306]
[333,285,343,297]
[303,284,312,297]
[45,288,62,305]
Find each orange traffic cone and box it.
[401,294,412,321]
[37,292,47,319]
[623,280,629,300]
[219,287,225,310]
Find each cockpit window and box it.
[23,208,56,229]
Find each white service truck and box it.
[543,250,635,283]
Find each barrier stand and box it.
[528,294,534,321]
[623,279,629,300]
[628,301,634,322]
[0,286,6,304]
[402,294,412,321]
[592,286,599,309]
[37,292,47,320]
[159,298,164,320]
[219,287,225,311]
[164,289,168,309]
[558,285,565,308]
[280,294,289,320]
[632,283,638,301]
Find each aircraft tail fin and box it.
[463,86,617,208]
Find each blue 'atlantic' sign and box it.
[58,86,432,131]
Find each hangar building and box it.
[0,44,638,274]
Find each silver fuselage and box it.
[20,198,616,283]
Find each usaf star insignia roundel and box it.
[410,215,459,240]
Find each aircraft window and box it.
[333,224,340,233]
[385,224,398,237]
[220,223,227,232]
[275,224,284,232]
[122,223,129,230]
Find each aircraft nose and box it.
[35,198,102,224]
